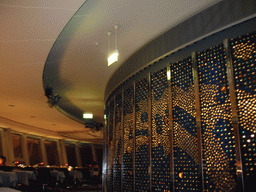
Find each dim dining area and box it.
[0,164,101,191]
[0,167,36,188]
[0,128,103,191]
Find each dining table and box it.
[13,170,36,186]
[69,170,83,181]
[50,170,65,182]
[0,169,36,187]
[0,187,21,192]
[0,170,18,187]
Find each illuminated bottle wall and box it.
[104,31,256,192]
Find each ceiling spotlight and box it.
[45,86,61,108]
[107,25,120,66]
[108,50,118,66]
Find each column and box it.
[39,138,48,165]
[91,144,97,163]
[75,143,82,167]
[60,140,68,166]
[56,140,64,166]
[3,128,15,166]
[21,134,30,166]
[0,129,5,157]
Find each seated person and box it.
[0,156,13,171]
[0,156,6,166]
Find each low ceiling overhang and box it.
[43,0,222,126]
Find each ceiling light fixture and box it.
[107,25,119,66]
[83,113,93,119]
[167,67,171,80]
[45,86,61,108]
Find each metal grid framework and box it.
[113,93,122,191]
[122,86,134,191]
[230,32,256,192]
[171,57,200,191]
[151,68,171,191]
[197,44,237,192]
[135,77,150,191]
[104,31,256,192]
[106,100,114,192]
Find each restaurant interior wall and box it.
[104,17,256,191]
[79,143,94,168]
[0,127,102,168]
[44,140,59,166]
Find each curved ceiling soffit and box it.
[43,1,98,126]
[104,0,256,101]
[43,0,226,126]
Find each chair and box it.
[28,168,56,191]
[28,178,46,192]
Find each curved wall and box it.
[104,12,256,192]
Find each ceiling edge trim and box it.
[104,0,256,101]
[0,116,63,139]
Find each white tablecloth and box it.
[0,172,18,187]
[13,170,36,185]
[51,170,65,182]
[0,187,21,192]
[69,170,83,181]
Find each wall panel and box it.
[104,29,256,192]
[171,57,200,191]
[151,68,171,191]
[107,100,114,192]
[113,93,122,192]
[135,77,150,191]
[230,32,256,191]
[122,86,134,191]
[197,44,237,191]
